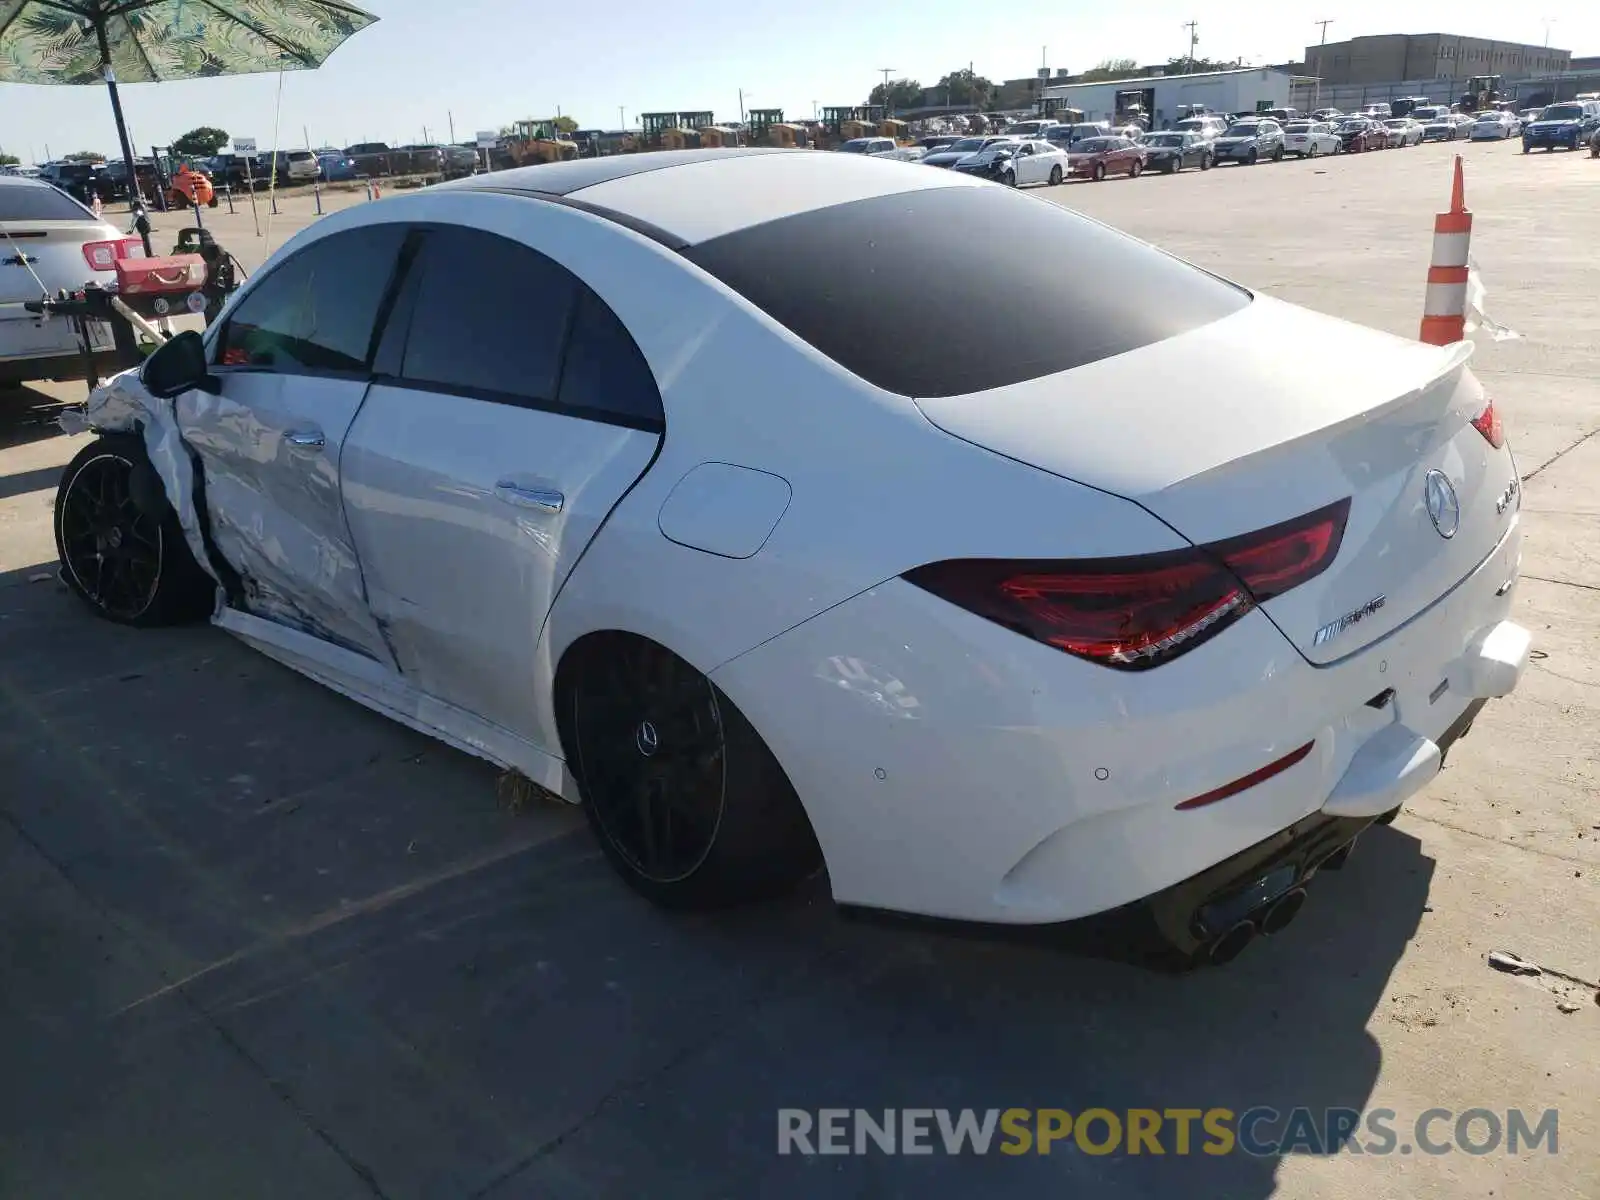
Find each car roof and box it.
[439,148,985,247]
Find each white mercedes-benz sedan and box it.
[56,149,1530,967]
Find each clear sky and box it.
[2,3,1592,161]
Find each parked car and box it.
[953,139,1068,186]
[837,137,896,155]
[1046,122,1111,150]
[918,135,964,152]
[1066,135,1146,181]
[1004,119,1060,139]
[1419,113,1463,141]
[1173,115,1229,142]
[1468,111,1516,140]
[1337,118,1388,153]
[1311,107,1343,122]
[1137,130,1213,172]
[316,151,359,181]
[872,145,927,163]
[37,160,114,204]
[344,142,442,178]
[1522,101,1600,152]
[403,142,477,178]
[58,150,1530,968]
[1410,106,1446,124]
[921,136,1015,169]
[211,152,270,190]
[1283,121,1342,158]
[0,175,144,385]
[1382,118,1425,147]
[1210,119,1285,165]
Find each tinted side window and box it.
[399,225,575,404]
[0,184,87,221]
[216,223,407,373]
[684,186,1249,398]
[557,287,663,429]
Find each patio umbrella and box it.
[0,0,377,239]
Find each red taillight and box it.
[904,499,1350,671]
[82,237,145,272]
[1471,399,1504,449]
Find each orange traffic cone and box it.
[1419,156,1471,346]
[372,183,382,199]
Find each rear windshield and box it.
[0,183,90,222]
[682,186,1250,398]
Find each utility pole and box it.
[878,67,894,116]
[1313,19,1333,112]
[618,105,625,129]
[448,111,455,143]
[1182,20,1198,72]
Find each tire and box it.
[54,433,214,627]
[1199,154,1212,170]
[1245,148,1258,166]
[1162,161,1176,173]
[562,634,822,909]
[1523,143,1531,154]
[1308,143,1319,159]
[1271,144,1284,162]
[1048,164,1062,186]
[1128,158,1143,178]
[1002,170,1015,187]
[1092,162,1106,182]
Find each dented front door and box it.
[179,222,409,663]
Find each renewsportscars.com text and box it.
[777,1107,1559,1157]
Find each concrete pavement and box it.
[1,142,1596,1199]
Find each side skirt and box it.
[214,608,575,800]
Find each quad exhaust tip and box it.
[1258,887,1308,936]
[1205,886,1310,965]
[1208,920,1258,966]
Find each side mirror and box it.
[141,330,216,399]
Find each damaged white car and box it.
[56,149,1531,967]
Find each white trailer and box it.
[1041,67,1294,128]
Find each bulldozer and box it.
[503,119,578,165]
[818,106,885,149]
[879,118,912,143]
[697,125,740,148]
[640,111,715,150]
[1458,75,1503,113]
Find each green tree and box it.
[0,153,19,166]
[868,77,924,112]
[553,115,578,134]
[171,126,230,157]
[1078,58,1140,82]
[1166,55,1235,74]
[936,68,996,108]
[64,151,106,162]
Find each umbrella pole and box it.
[96,23,153,256]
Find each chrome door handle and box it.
[495,482,564,512]
[283,429,325,449]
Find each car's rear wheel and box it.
[1128,158,1143,178]
[1091,162,1106,182]
[1245,148,1258,165]
[1002,169,1016,187]
[563,633,822,909]
[1048,164,1062,185]
[1271,144,1284,162]
[54,433,214,627]
[1307,143,1319,158]
[1199,153,1212,170]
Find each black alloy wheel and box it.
[56,449,165,622]
[572,638,727,887]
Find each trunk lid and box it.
[913,296,1519,664]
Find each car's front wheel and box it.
[1128,158,1143,178]
[1048,164,1062,185]
[1244,148,1258,165]
[563,634,822,909]
[1307,143,1319,158]
[1002,169,1016,187]
[1271,144,1284,162]
[54,434,215,626]
[1091,162,1106,181]
[1199,153,1213,170]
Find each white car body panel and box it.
[1283,124,1340,155]
[68,150,1532,929]
[341,385,659,747]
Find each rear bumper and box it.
[713,515,1525,928]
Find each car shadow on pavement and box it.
[0,383,75,451]
[0,562,1434,1200]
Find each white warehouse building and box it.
[1040,66,1296,127]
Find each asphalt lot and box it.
[2,143,1597,1200]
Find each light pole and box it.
[618,106,625,129]
[878,67,894,116]
[1313,19,1334,112]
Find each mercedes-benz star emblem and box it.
[635,720,659,758]
[1424,469,1459,539]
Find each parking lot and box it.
[2,140,1597,1199]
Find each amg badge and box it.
[1313,595,1387,648]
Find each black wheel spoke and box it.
[60,454,163,621]
[574,641,727,885]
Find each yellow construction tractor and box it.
[698,125,740,148]
[880,118,911,144]
[505,119,578,164]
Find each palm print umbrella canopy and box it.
[0,0,377,239]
